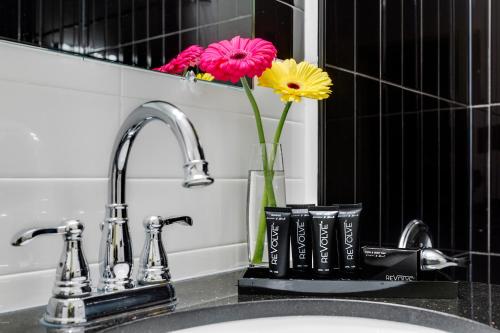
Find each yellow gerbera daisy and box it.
[196,72,215,81]
[258,59,332,102]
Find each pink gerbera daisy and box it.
[199,36,277,83]
[154,45,204,74]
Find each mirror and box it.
[0,0,304,84]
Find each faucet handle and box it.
[12,219,83,245]
[12,220,92,298]
[143,215,193,229]
[138,215,193,285]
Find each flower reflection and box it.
[154,45,204,75]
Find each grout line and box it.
[468,0,473,257]
[17,0,21,41]
[401,0,404,85]
[487,0,492,270]
[436,1,441,247]
[488,0,492,105]
[0,177,305,182]
[465,0,473,261]
[104,0,108,59]
[146,0,151,68]
[324,64,469,107]
[419,0,423,92]
[0,242,248,280]
[469,103,500,108]
[118,0,122,62]
[178,0,181,50]
[196,0,200,45]
[86,15,252,55]
[419,0,424,220]
[450,106,456,250]
[273,0,305,13]
[468,0,472,105]
[38,0,42,47]
[437,0,441,249]
[0,75,121,98]
[132,0,137,65]
[161,0,165,64]
[488,105,491,255]
[419,97,424,218]
[379,0,382,246]
[60,0,64,52]
[469,251,473,282]
[400,82,404,232]
[354,0,357,203]
[0,77,304,126]
[119,68,124,122]
[469,251,500,257]
[469,105,474,254]
[488,279,492,325]
[401,0,404,229]
[450,0,455,102]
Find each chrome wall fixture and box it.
[398,220,469,272]
[11,101,214,329]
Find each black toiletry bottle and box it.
[265,207,291,278]
[309,206,339,277]
[337,203,362,275]
[287,204,315,272]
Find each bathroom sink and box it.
[174,316,446,333]
[102,299,498,333]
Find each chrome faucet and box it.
[11,101,214,328]
[99,100,213,292]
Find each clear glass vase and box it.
[246,143,286,266]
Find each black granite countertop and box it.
[1,269,499,332]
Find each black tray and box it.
[238,267,458,299]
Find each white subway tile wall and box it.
[0,41,311,312]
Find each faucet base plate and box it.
[42,282,176,330]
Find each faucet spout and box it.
[99,101,213,292]
[108,101,213,205]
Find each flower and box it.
[154,45,204,74]
[196,73,215,81]
[199,36,277,83]
[258,59,332,102]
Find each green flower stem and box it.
[251,190,268,263]
[249,102,293,264]
[241,78,278,264]
[270,101,293,170]
[252,102,293,264]
[241,78,276,204]
[241,79,265,143]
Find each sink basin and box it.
[174,316,446,333]
[102,299,498,333]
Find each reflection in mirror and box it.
[0,0,303,85]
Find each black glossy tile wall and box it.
[356,0,379,77]
[491,106,500,254]
[492,256,500,284]
[493,1,500,103]
[421,0,438,96]
[452,0,469,104]
[402,0,420,90]
[471,254,489,283]
[356,114,380,246]
[381,109,402,246]
[421,97,439,244]
[0,0,257,69]
[255,0,303,60]
[320,0,500,283]
[325,0,354,70]
[381,0,401,84]
[471,0,488,105]
[471,108,488,253]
